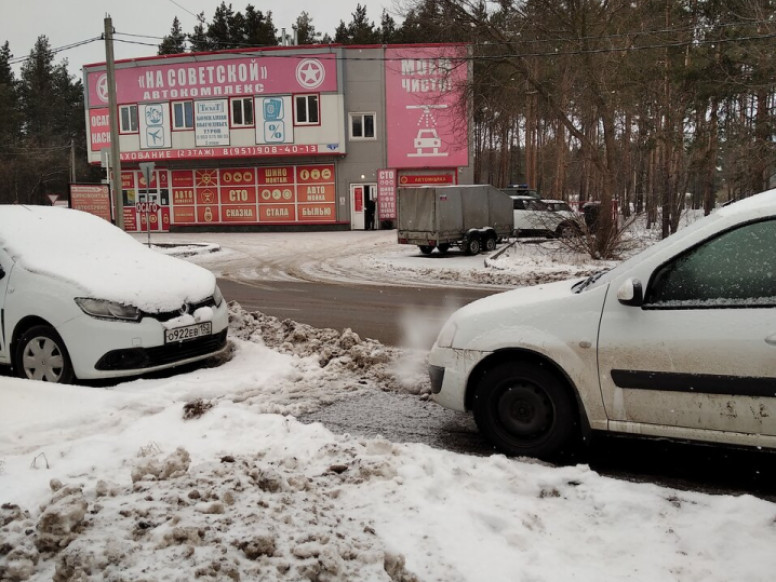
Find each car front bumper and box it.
[58,302,230,380]
[427,345,489,413]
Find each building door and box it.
[350,183,377,230]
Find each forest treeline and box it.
[1,0,775,242]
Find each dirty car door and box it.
[597,218,776,439]
[0,249,12,363]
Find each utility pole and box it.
[104,15,124,228]
[70,139,76,183]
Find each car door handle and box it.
[766,333,776,346]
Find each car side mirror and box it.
[617,278,643,306]
[0,266,5,281]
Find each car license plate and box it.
[165,322,212,343]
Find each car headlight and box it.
[75,298,142,322]
[213,285,224,307]
[435,320,458,349]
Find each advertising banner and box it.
[139,103,172,149]
[256,96,294,145]
[195,99,229,147]
[168,163,336,226]
[377,169,397,220]
[70,184,112,221]
[385,45,469,169]
[88,108,111,152]
[117,144,335,163]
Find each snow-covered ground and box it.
[3,218,775,582]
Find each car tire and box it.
[14,325,75,384]
[463,236,481,256]
[556,222,580,239]
[418,245,435,255]
[473,360,577,459]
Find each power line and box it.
[8,36,103,66]
[165,0,202,21]
[109,31,776,62]
[7,17,776,71]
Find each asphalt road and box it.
[218,276,776,499]
[218,278,499,348]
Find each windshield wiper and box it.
[573,269,609,293]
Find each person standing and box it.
[365,196,376,230]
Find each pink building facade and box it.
[82,43,472,231]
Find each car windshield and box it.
[573,210,725,293]
[525,200,549,211]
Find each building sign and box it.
[139,103,172,149]
[117,144,337,162]
[377,169,397,220]
[166,163,336,228]
[195,99,230,146]
[87,54,338,107]
[69,184,112,221]
[88,108,111,151]
[385,45,469,169]
[398,173,456,186]
[256,96,293,144]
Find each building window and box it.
[231,97,254,127]
[295,94,319,126]
[119,104,138,134]
[172,101,194,130]
[349,113,376,140]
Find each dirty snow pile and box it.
[2,302,776,581]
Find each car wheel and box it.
[556,222,580,239]
[14,325,75,384]
[464,236,481,256]
[437,243,450,254]
[473,361,577,459]
[484,235,497,252]
[418,245,435,255]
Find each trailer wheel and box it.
[484,234,497,252]
[464,236,481,256]
[418,245,435,255]
[437,244,450,254]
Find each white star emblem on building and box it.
[296,59,325,89]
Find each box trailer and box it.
[397,185,514,255]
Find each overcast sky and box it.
[1,0,398,77]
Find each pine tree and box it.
[334,4,380,45]
[19,36,58,145]
[294,12,320,45]
[158,17,187,55]
[242,5,278,46]
[208,2,237,49]
[379,10,398,44]
[0,41,19,146]
[189,12,210,52]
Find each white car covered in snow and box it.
[429,191,776,458]
[0,205,228,383]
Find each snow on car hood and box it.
[0,206,216,312]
